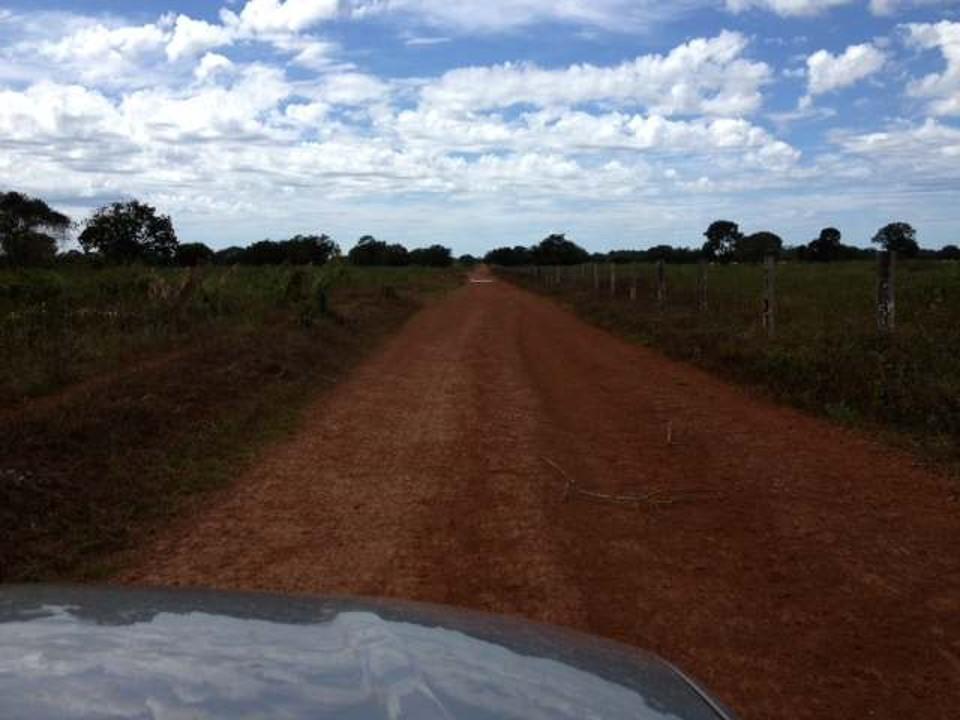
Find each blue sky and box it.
[0,0,958,254]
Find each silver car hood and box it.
[0,585,735,720]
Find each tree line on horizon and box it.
[0,190,456,269]
[3,190,958,271]
[484,221,960,267]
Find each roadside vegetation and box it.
[493,226,960,466]
[0,189,463,581]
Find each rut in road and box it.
[120,273,960,720]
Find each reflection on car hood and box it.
[0,585,735,719]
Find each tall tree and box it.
[807,227,842,262]
[79,200,178,264]
[702,220,742,263]
[871,222,919,258]
[531,233,590,266]
[284,234,339,265]
[0,191,71,266]
[736,231,783,263]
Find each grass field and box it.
[0,262,455,403]
[504,260,960,461]
[0,263,461,581]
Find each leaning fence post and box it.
[762,255,776,338]
[610,263,617,298]
[697,259,708,313]
[877,250,896,333]
[656,260,666,310]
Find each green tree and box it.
[806,227,842,262]
[347,236,410,266]
[174,242,215,267]
[702,220,742,263]
[939,244,960,260]
[79,200,178,264]
[736,231,783,263]
[283,234,339,264]
[409,245,453,267]
[0,191,71,267]
[871,222,919,258]
[530,234,590,265]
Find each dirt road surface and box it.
[121,270,960,719]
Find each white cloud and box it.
[725,0,853,16]
[348,0,697,33]
[195,53,236,81]
[726,0,959,15]
[803,43,885,103]
[166,15,235,62]
[226,0,340,34]
[870,0,960,15]
[905,20,960,115]
[419,32,770,116]
[34,21,169,83]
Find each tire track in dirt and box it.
[120,269,960,720]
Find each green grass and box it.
[0,263,462,581]
[506,261,960,460]
[0,262,456,403]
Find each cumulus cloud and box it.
[33,21,168,84]
[194,53,235,81]
[870,0,960,15]
[166,15,234,62]
[801,43,885,106]
[726,0,958,15]
[725,0,853,16]
[347,0,697,32]
[419,32,770,116]
[224,0,341,34]
[905,20,960,116]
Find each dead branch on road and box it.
[540,456,679,507]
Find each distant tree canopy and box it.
[736,231,783,263]
[458,254,479,266]
[484,245,533,266]
[702,220,742,263]
[872,222,919,258]
[214,246,247,265]
[805,227,843,262]
[607,246,702,264]
[483,235,589,266]
[530,234,590,266]
[347,236,410,266]
[79,200,178,264]
[175,242,215,267]
[939,244,960,260]
[214,234,339,266]
[0,191,71,267]
[283,234,340,265]
[409,244,454,267]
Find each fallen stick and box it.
[540,456,678,507]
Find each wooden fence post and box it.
[593,263,600,294]
[697,259,708,313]
[555,265,561,287]
[656,260,666,310]
[762,255,776,338]
[610,263,617,298]
[629,267,637,301]
[877,250,896,333]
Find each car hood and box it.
[0,585,735,719]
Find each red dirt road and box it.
[121,272,960,719]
